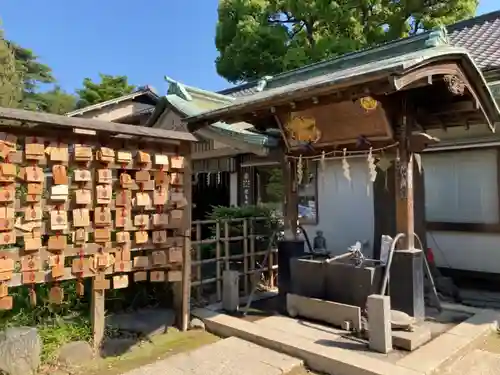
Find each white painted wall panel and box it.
[302,158,375,258]
[423,149,500,274]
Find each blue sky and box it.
[1,0,498,95]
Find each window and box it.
[423,149,498,224]
[255,163,318,224]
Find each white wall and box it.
[302,158,375,258]
[427,231,500,273]
[423,148,500,274]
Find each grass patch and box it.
[0,282,92,364]
[70,329,219,375]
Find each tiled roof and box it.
[448,10,500,70]
[217,10,500,97]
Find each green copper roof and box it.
[186,43,500,129]
[163,95,278,153]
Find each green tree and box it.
[8,42,55,109]
[0,27,22,108]
[76,74,136,108]
[215,0,478,83]
[38,85,77,114]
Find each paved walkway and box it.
[120,337,303,375]
[441,349,500,375]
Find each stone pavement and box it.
[120,336,303,375]
[440,349,500,375]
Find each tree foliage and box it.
[8,42,56,110]
[76,74,136,109]
[215,0,479,83]
[37,85,77,115]
[0,27,22,108]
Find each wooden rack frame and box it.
[0,107,195,350]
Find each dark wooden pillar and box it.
[390,107,425,320]
[282,156,298,239]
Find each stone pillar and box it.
[222,270,239,312]
[390,249,425,321]
[367,294,392,354]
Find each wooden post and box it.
[91,283,105,352]
[195,222,202,301]
[243,219,249,295]
[224,221,230,272]
[395,109,415,250]
[173,141,192,331]
[215,221,222,301]
[391,103,425,321]
[282,156,299,239]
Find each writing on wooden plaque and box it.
[115,190,131,207]
[94,207,112,227]
[96,185,112,204]
[0,219,14,231]
[135,231,148,244]
[97,147,115,163]
[116,151,132,164]
[73,208,90,227]
[94,228,111,243]
[50,210,68,230]
[27,183,43,196]
[0,185,14,203]
[74,144,93,162]
[25,136,45,160]
[120,173,134,189]
[152,230,167,244]
[0,231,15,246]
[153,187,168,206]
[52,165,68,185]
[150,271,165,282]
[137,151,151,164]
[135,192,151,207]
[116,231,130,243]
[97,169,112,184]
[24,205,42,222]
[25,166,43,183]
[151,251,167,266]
[74,169,92,182]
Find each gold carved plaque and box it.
[359,96,378,111]
[285,113,321,143]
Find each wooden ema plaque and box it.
[0,132,189,311]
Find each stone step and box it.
[121,336,303,375]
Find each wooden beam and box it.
[0,106,197,142]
